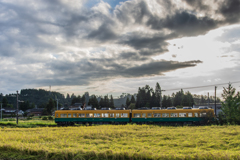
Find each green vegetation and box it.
[0,118,56,128]
[135,83,195,109]
[218,83,240,125]
[0,125,240,159]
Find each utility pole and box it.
[56,98,58,110]
[208,92,209,107]
[16,90,19,124]
[215,86,217,116]
[1,103,2,121]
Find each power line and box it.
[164,81,240,91]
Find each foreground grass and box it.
[0,125,240,159]
[0,119,56,128]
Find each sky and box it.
[0,0,240,98]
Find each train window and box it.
[154,113,161,117]
[121,113,128,117]
[86,113,93,117]
[56,114,58,118]
[142,113,146,118]
[188,113,193,117]
[79,114,85,117]
[110,113,114,117]
[200,113,206,117]
[68,114,71,118]
[116,113,120,117]
[102,113,109,117]
[179,113,186,117]
[73,113,77,118]
[162,113,169,117]
[94,113,100,117]
[171,113,178,117]
[134,113,141,118]
[60,114,67,118]
[147,113,152,117]
[194,113,198,117]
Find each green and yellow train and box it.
[55,108,214,126]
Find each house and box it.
[2,108,16,115]
[68,103,85,110]
[25,108,44,116]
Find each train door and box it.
[130,112,132,122]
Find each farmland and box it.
[0,125,240,160]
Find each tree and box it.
[66,93,70,99]
[150,92,158,107]
[130,95,135,103]
[99,98,104,108]
[126,97,130,107]
[162,95,168,108]
[71,95,81,105]
[2,97,8,108]
[166,96,172,107]
[155,82,161,107]
[220,83,240,124]
[182,91,194,107]
[88,95,99,109]
[103,95,110,108]
[110,95,114,108]
[173,89,184,107]
[135,85,154,108]
[20,101,31,111]
[31,103,35,109]
[71,93,76,99]
[46,98,55,115]
[82,95,86,104]
[128,103,136,109]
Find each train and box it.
[54,107,214,126]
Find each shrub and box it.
[48,116,53,120]
[42,117,48,120]
[27,117,32,120]
[2,118,15,121]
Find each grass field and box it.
[0,125,240,160]
[0,117,56,128]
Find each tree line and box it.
[132,83,195,109]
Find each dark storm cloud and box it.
[146,11,217,37]
[39,55,202,87]
[183,0,240,24]
[219,0,240,23]
[117,52,148,61]
[87,22,117,41]
[120,60,202,77]
[184,0,210,11]
[121,33,169,50]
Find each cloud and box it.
[0,0,240,94]
[219,0,240,23]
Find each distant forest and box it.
[0,84,221,110]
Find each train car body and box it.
[132,108,214,125]
[55,108,214,125]
[55,110,130,125]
